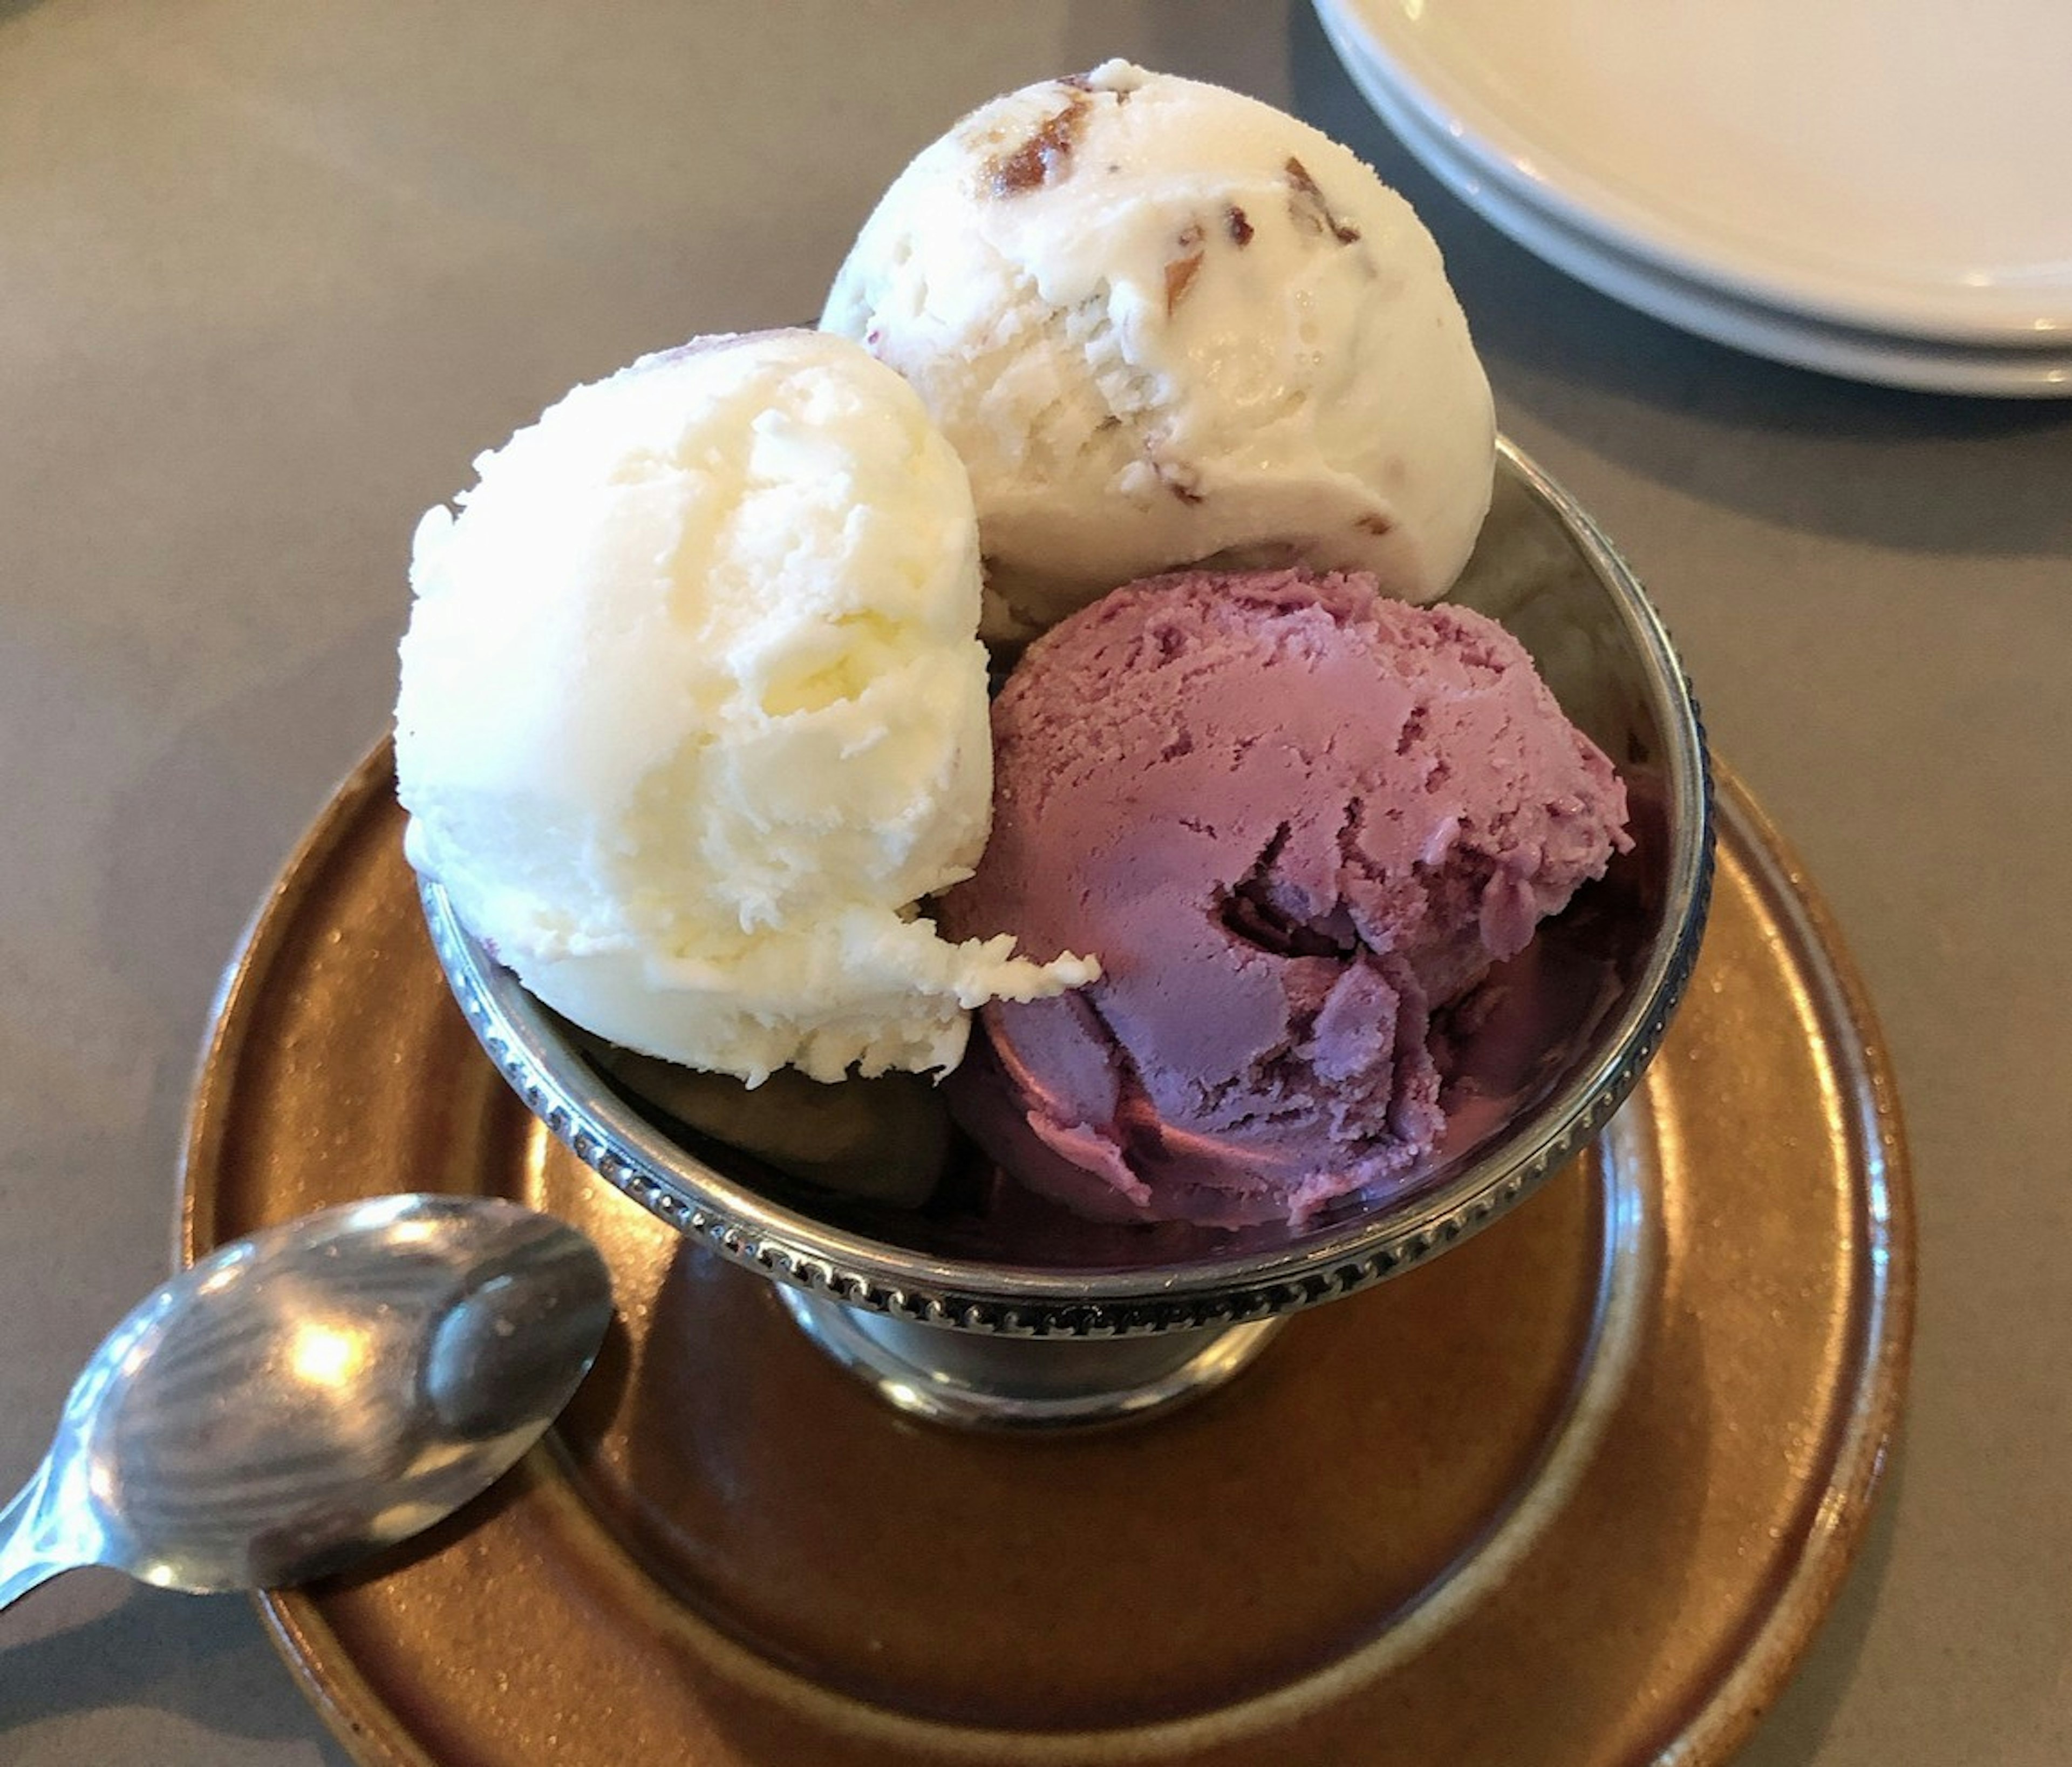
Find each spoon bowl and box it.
[0,1194,612,1609]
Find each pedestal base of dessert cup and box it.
[775,1289,1290,1429]
[180,739,1908,1767]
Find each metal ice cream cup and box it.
[420,438,1712,1427]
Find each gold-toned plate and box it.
[181,746,1911,1767]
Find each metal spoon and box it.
[0,1194,612,1610]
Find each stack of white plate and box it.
[1315,0,2072,396]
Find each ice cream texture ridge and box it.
[395,330,1094,1087]
[938,569,1632,1229]
[823,59,1495,637]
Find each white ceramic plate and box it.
[1316,0,2072,348]
[1319,0,2072,396]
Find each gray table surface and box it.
[2,2,2066,1762]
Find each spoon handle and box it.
[0,1456,78,1613]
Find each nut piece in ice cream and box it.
[396,329,1094,1088]
[823,61,1495,636]
[937,568,1630,1229]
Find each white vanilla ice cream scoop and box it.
[823,61,1496,636]
[396,330,1093,1086]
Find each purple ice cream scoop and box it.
[936,568,1632,1229]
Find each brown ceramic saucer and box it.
[180,746,1911,1767]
